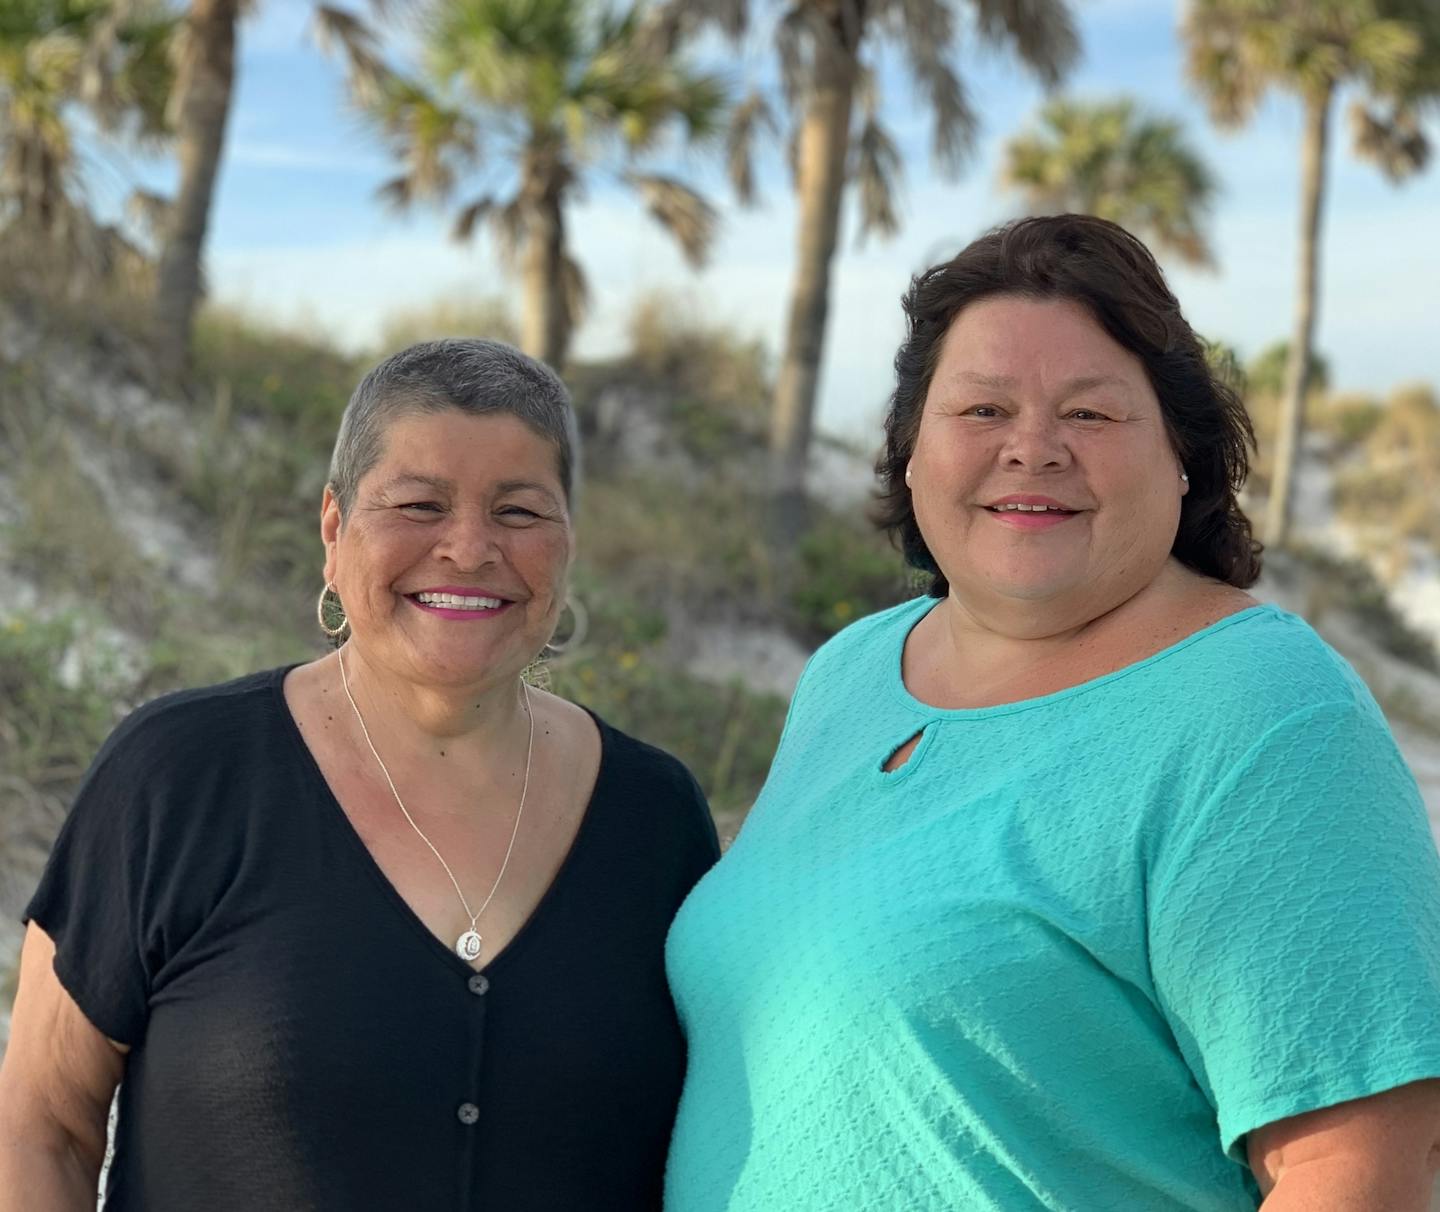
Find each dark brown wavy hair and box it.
[874,214,1262,597]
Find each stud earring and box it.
[904,465,913,486]
[1180,473,1189,483]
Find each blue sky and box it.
[91,0,1440,440]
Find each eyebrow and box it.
[949,372,1131,398]
[494,479,560,499]
[377,473,454,495]
[376,473,559,501]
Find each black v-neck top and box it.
[25,667,719,1211]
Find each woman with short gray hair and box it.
[0,339,718,1210]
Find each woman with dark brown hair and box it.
[665,216,1440,1210]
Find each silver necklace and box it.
[337,644,534,964]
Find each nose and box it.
[999,412,1071,472]
[435,510,502,570]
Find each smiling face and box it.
[321,409,574,692]
[908,295,1187,633]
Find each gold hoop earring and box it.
[317,582,350,642]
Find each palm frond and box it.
[111,9,176,142]
[1000,95,1218,267]
[312,5,388,107]
[890,13,976,175]
[125,186,170,242]
[775,5,814,109]
[640,0,748,53]
[362,75,477,202]
[726,88,776,204]
[1182,2,1276,126]
[1185,1,1426,125]
[575,41,727,153]
[560,249,588,331]
[1350,99,1430,181]
[852,92,901,242]
[25,31,85,92]
[493,193,527,270]
[970,0,1080,88]
[450,193,496,240]
[627,171,717,267]
[375,173,414,211]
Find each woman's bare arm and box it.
[1250,1080,1440,1210]
[0,922,126,1211]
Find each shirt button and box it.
[457,1102,479,1126]
[467,974,489,996]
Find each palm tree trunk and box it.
[1265,84,1332,548]
[769,36,859,544]
[518,149,568,371]
[154,0,240,380]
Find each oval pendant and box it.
[455,930,483,962]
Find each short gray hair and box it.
[328,339,579,517]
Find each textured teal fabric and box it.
[665,599,1440,1211]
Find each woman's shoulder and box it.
[1180,602,1375,711]
[800,595,934,684]
[585,711,706,799]
[43,668,297,882]
[572,708,717,850]
[91,666,294,781]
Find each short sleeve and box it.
[1148,697,1440,1159]
[24,715,161,1046]
[677,759,721,863]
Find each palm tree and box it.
[153,0,395,380]
[152,0,238,377]
[0,0,169,263]
[653,0,1079,540]
[1185,0,1438,548]
[339,0,725,371]
[1002,97,1218,267]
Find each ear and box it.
[321,486,343,584]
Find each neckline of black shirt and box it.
[265,663,611,981]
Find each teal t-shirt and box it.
[665,600,1440,1211]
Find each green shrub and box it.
[787,510,913,644]
[615,292,772,461]
[4,426,160,631]
[1318,393,1384,449]
[374,297,519,355]
[577,473,776,607]
[546,584,787,816]
[0,614,125,793]
[193,306,358,435]
[178,310,359,595]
